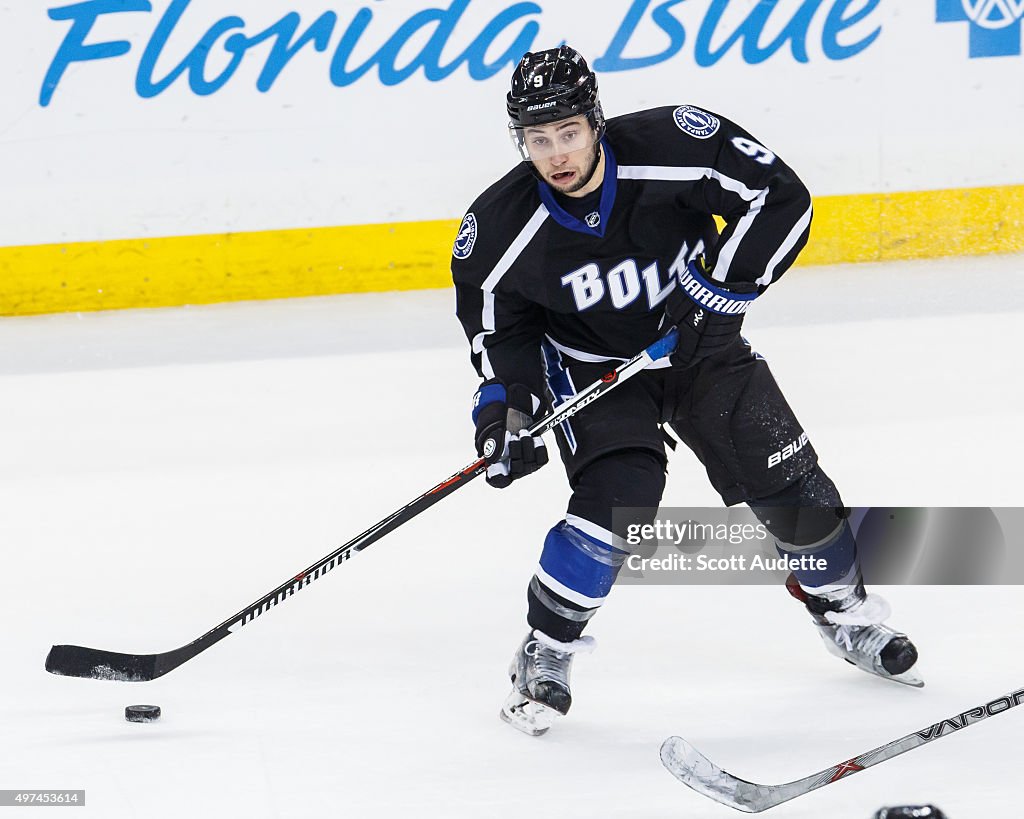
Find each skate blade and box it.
[841,654,926,688]
[821,634,925,688]
[500,691,559,737]
[836,654,926,688]
[887,667,925,688]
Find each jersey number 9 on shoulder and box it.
[732,137,776,165]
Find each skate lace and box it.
[824,594,894,655]
[525,641,573,687]
[830,622,895,656]
[524,634,595,687]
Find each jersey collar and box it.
[536,138,617,238]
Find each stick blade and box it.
[660,736,764,813]
[45,644,158,682]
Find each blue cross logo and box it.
[937,0,1024,57]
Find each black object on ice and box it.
[125,704,161,723]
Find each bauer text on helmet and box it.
[507,46,606,194]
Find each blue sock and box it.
[776,519,858,588]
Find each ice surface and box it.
[1,255,1022,818]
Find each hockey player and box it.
[451,46,921,736]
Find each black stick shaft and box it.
[46,330,678,681]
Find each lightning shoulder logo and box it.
[453,212,478,259]
[672,106,721,139]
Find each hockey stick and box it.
[45,329,679,682]
[660,686,1024,813]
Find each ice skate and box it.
[500,629,594,736]
[786,574,923,688]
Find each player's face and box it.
[521,117,601,193]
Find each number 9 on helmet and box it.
[506,45,606,163]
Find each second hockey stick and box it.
[45,329,679,682]
[661,685,1024,812]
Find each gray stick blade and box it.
[660,736,768,813]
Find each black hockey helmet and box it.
[507,46,605,161]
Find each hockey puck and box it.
[125,705,161,723]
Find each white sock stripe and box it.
[775,520,845,553]
[565,514,617,547]
[529,576,596,623]
[533,565,608,608]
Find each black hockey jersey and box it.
[452,105,812,398]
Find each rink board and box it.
[2,183,1022,316]
[4,1,1022,316]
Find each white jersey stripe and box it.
[761,202,813,286]
[474,290,496,378]
[544,335,625,364]
[714,186,770,281]
[471,204,549,378]
[619,165,775,281]
[618,165,763,203]
[544,334,673,369]
[482,204,549,291]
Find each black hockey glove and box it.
[472,380,548,489]
[664,257,759,368]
